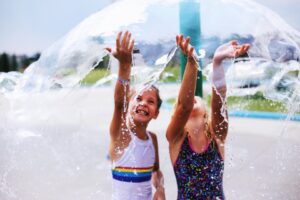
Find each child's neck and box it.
[127,120,149,140]
[186,126,210,153]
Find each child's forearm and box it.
[212,41,250,95]
[111,31,134,109]
[118,63,131,80]
[152,170,165,192]
[178,57,198,109]
[114,63,131,109]
[211,60,228,141]
[212,59,226,98]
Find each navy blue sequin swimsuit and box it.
[173,136,225,200]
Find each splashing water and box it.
[0,0,300,199]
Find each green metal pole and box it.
[179,0,202,97]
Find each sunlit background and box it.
[1,0,300,54]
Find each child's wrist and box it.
[187,55,197,63]
[117,77,130,85]
[213,57,223,67]
[119,61,132,68]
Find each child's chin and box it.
[133,116,151,124]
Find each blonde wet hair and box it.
[172,96,212,139]
[204,111,212,140]
[197,97,212,140]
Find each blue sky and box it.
[0,0,299,55]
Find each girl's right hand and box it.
[106,31,135,68]
[176,34,195,60]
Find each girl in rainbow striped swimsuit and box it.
[107,31,165,200]
[166,35,250,199]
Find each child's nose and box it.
[139,100,147,106]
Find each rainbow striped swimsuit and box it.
[111,131,155,200]
[174,136,225,199]
[112,166,153,183]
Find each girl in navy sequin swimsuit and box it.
[166,35,250,199]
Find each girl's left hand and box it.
[153,187,165,200]
[213,40,250,65]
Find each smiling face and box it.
[128,87,160,126]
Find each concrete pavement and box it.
[0,86,299,200]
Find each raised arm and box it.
[109,31,134,141]
[166,35,198,143]
[211,41,250,143]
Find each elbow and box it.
[166,128,180,143]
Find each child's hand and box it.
[106,31,134,67]
[176,34,195,60]
[213,41,250,65]
[153,187,165,200]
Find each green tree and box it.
[10,54,18,71]
[0,53,10,72]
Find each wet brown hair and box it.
[129,84,162,111]
[148,84,162,110]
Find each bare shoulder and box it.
[148,131,158,144]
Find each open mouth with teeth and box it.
[135,108,149,116]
